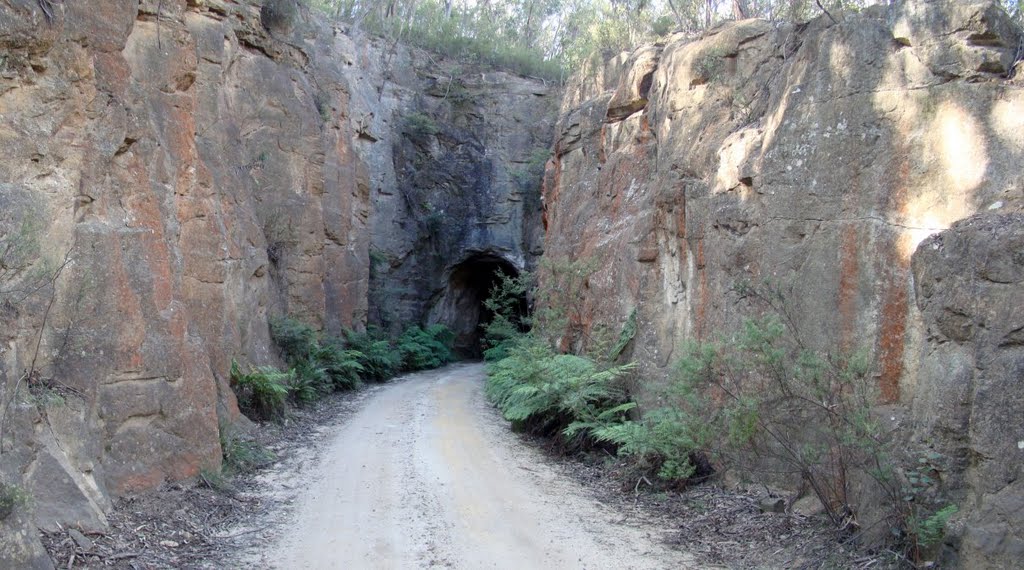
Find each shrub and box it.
[482,316,520,362]
[533,256,600,349]
[693,47,730,84]
[270,316,368,401]
[482,270,531,361]
[593,341,716,483]
[368,248,389,277]
[198,467,231,492]
[316,339,365,390]
[651,15,675,37]
[892,450,960,561]
[343,326,402,381]
[220,423,275,474]
[402,112,440,138]
[485,335,636,450]
[202,423,276,491]
[600,311,880,506]
[397,324,455,371]
[288,358,331,405]
[632,279,950,560]
[260,0,299,32]
[909,504,958,551]
[0,217,41,301]
[608,308,637,362]
[709,315,883,526]
[511,148,550,190]
[230,360,290,421]
[269,317,318,365]
[362,9,565,82]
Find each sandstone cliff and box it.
[541,1,1022,566]
[339,40,553,352]
[2,0,1021,567]
[0,0,368,565]
[0,1,552,565]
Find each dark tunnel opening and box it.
[434,254,528,358]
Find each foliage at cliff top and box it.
[310,0,1023,81]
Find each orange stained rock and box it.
[877,275,908,404]
[837,223,860,352]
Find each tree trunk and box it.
[732,0,748,19]
[665,0,686,29]
[524,0,537,47]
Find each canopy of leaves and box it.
[309,1,977,82]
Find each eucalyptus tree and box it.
[304,0,1022,81]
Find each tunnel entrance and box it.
[431,254,527,358]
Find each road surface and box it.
[268,363,693,570]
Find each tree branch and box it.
[0,248,73,454]
[817,0,838,24]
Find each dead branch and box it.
[816,0,838,24]
[0,248,73,454]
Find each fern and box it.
[270,317,318,364]
[911,504,958,548]
[270,316,347,402]
[397,324,455,371]
[560,361,634,416]
[588,342,718,483]
[289,359,330,405]
[316,340,365,390]
[564,402,637,438]
[593,407,708,482]
[485,335,636,449]
[362,340,403,380]
[485,335,555,413]
[344,327,402,381]
[230,360,290,421]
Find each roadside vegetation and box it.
[229,316,455,422]
[482,258,639,456]
[218,317,454,484]
[481,261,957,566]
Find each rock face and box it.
[0,0,551,563]
[911,213,1024,567]
[541,1,1022,566]
[1,0,1020,567]
[0,0,376,563]
[338,41,554,347]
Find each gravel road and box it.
[267,363,694,570]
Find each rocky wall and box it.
[337,38,555,335]
[0,0,371,565]
[541,1,1023,566]
[911,212,1024,566]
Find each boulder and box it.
[911,213,1024,568]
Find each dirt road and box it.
[264,363,693,570]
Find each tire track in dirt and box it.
[257,363,695,569]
